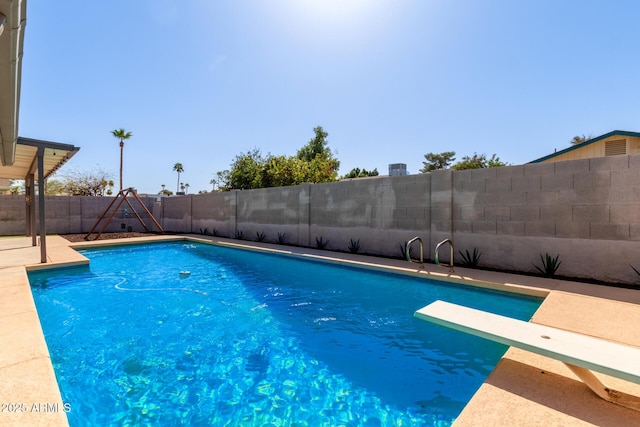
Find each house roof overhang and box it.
[0,0,26,167]
[529,130,640,163]
[0,137,80,181]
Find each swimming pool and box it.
[29,241,541,426]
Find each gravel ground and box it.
[61,232,151,242]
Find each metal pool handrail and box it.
[435,239,454,272]
[405,236,424,267]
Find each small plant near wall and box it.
[255,231,266,242]
[233,230,246,240]
[533,253,562,278]
[199,228,210,236]
[212,228,219,237]
[459,248,481,267]
[315,236,329,249]
[348,239,361,254]
[277,232,287,245]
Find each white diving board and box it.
[414,300,640,411]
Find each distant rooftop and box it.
[389,163,408,176]
[530,130,640,163]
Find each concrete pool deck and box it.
[1,234,639,426]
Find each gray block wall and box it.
[0,195,25,234]
[190,191,233,237]
[236,186,306,244]
[451,156,640,283]
[1,154,638,283]
[0,195,161,235]
[307,175,430,255]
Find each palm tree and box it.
[106,180,114,196]
[173,163,184,194]
[184,183,190,195]
[570,134,592,145]
[111,128,132,191]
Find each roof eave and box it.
[529,130,640,163]
[0,0,27,166]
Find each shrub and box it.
[459,247,481,267]
[255,231,266,242]
[233,230,246,240]
[533,253,562,278]
[315,236,329,249]
[277,232,287,245]
[348,239,361,254]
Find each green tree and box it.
[106,180,115,196]
[305,156,340,183]
[296,126,340,180]
[297,126,329,161]
[261,155,305,188]
[111,128,132,191]
[210,171,226,191]
[173,162,184,194]
[216,170,231,190]
[452,153,508,170]
[570,134,592,145]
[420,151,456,172]
[343,167,379,179]
[217,127,341,190]
[220,149,266,190]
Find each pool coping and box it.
[1,234,639,426]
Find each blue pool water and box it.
[29,241,541,426]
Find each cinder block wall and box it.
[70,196,161,234]
[0,195,25,234]
[451,155,640,283]
[189,176,432,255]
[0,195,161,235]
[162,195,192,233]
[308,175,431,257]
[1,154,638,283]
[236,185,307,245]
[190,191,233,237]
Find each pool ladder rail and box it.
[405,237,455,273]
[405,237,424,268]
[435,239,455,273]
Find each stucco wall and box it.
[1,154,638,283]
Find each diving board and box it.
[414,300,640,411]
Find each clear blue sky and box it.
[19,1,640,194]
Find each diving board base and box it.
[565,363,640,412]
[414,300,640,412]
